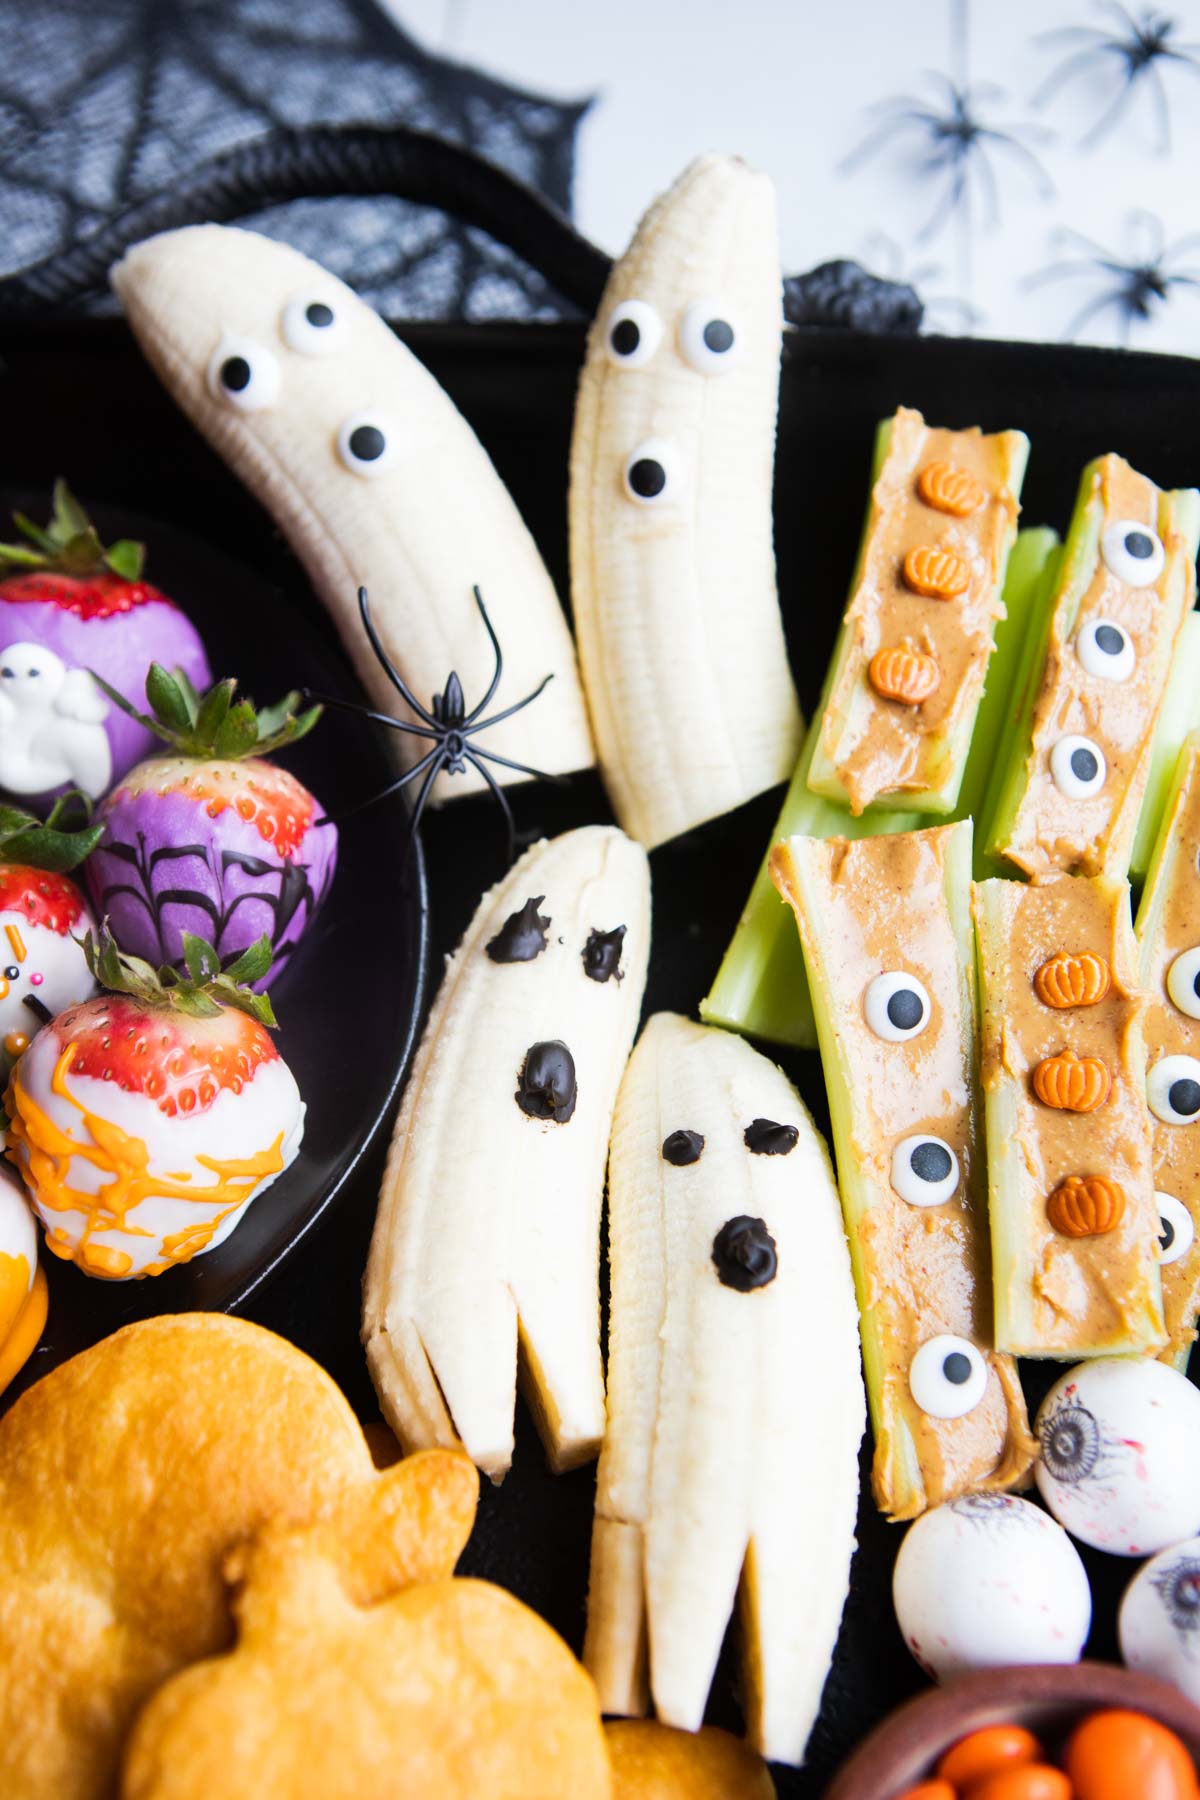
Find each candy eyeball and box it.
[206,334,281,412]
[891,1134,960,1207]
[1119,1536,1200,1703]
[1075,617,1136,683]
[864,971,931,1042]
[281,293,347,356]
[604,299,663,368]
[623,439,682,506]
[678,299,740,374]
[1166,947,1200,1021]
[1102,518,1165,588]
[1157,1191,1194,1266]
[336,415,396,478]
[1035,1358,1200,1555]
[893,1493,1091,1681]
[1148,1053,1200,1125]
[908,1334,987,1419]
[1050,734,1106,799]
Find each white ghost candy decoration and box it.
[0,644,111,800]
[1035,1358,1200,1556]
[892,1492,1091,1680]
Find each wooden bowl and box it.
[824,1663,1200,1798]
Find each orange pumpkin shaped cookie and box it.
[0,1315,477,1800]
[606,1720,775,1798]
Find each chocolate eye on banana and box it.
[585,1012,863,1768]
[363,826,650,1483]
[771,819,1036,1522]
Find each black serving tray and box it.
[3,310,1200,1794]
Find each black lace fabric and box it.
[0,0,589,319]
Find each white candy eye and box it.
[1149,1055,1200,1125]
[623,439,681,506]
[864,971,931,1042]
[1167,947,1200,1020]
[1076,617,1135,683]
[1157,1192,1195,1266]
[605,300,663,368]
[1050,734,1106,799]
[1102,518,1165,587]
[909,1334,988,1420]
[281,293,347,355]
[336,414,395,478]
[207,334,281,412]
[891,1135,960,1207]
[678,299,740,374]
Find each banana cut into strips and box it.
[112,225,595,802]
[569,154,803,849]
[363,826,649,1482]
[585,1013,863,1767]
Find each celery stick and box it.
[1129,612,1200,886]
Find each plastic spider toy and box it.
[1033,3,1200,153]
[313,585,562,864]
[1028,210,1200,344]
[840,73,1052,241]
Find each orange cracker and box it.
[606,1720,776,1798]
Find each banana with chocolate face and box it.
[975,872,1165,1358]
[1135,732,1200,1369]
[584,1012,863,1766]
[985,453,1200,879]
[363,826,650,1482]
[806,406,1028,818]
[770,820,1036,1521]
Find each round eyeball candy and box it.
[0,866,95,1056]
[1035,1359,1200,1556]
[1119,1536,1200,1704]
[892,1493,1091,1680]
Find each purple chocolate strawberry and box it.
[0,482,211,807]
[86,666,336,988]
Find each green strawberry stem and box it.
[83,925,277,1027]
[0,792,104,873]
[93,664,322,761]
[0,479,143,581]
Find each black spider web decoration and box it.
[0,0,591,320]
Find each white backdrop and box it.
[393,0,1200,351]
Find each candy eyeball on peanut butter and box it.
[1119,1536,1200,1704]
[892,1493,1091,1680]
[1035,1359,1200,1556]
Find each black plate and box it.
[0,497,429,1400]
[2,314,1199,1792]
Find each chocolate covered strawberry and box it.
[0,482,211,805]
[6,928,304,1280]
[87,666,336,988]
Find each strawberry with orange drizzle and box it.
[86,665,335,987]
[0,482,210,804]
[6,926,304,1280]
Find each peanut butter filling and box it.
[1001,455,1193,879]
[773,826,1035,1519]
[1137,743,1200,1366]
[817,406,1021,814]
[975,875,1164,1356]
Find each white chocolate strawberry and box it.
[0,1170,46,1393]
[0,863,96,1058]
[6,930,303,1280]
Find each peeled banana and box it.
[569,154,803,848]
[112,225,595,801]
[585,1013,863,1766]
[363,826,650,1481]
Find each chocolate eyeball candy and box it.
[893,1493,1091,1681]
[0,865,95,1053]
[1035,1359,1200,1555]
[1119,1536,1200,1704]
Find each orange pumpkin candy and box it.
[1047,1173,1126,1239]
[1032,1048,1111,1113]
[902,545,971,600]
[1033,950,1111,1010]
[868,645,940,705]
[917,459,987,518]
